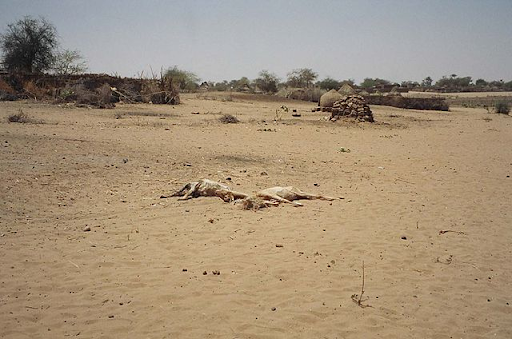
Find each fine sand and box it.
[1,94,511,338]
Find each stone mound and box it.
[331,95,374,122]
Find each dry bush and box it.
[494,102,510,114]
[74,83,115,108]
[219,114,240,124]
[8,109,43,124]
[23,80,49,100]
[0,78,15,93]
[97,83,113,105]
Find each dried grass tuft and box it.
[219,114,240,124]
[8,109,43,124]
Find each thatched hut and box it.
[320,89,344,107]
[338,83,355,96]
[384,86,402,97]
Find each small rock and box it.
[271,307,277,311]
[203,271,207,275]
[275,244,284,248]
[182,268,188,272]
[108,315,114,319]
[212,270,220,275]
[401,236,407,240]
[83,226,91,232]
[260,171,268,176]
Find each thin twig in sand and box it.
[439,230,466,235]
[351,261,371,308]
[68,260,79,268]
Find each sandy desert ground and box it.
[0,93,511,338]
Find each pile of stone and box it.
[331,95,373,122]
[313,94,374,122]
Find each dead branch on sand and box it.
[351,261,371,308]
[439,230,466,235]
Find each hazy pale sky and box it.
[1,0,511,84]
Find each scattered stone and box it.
[276,244,284,248]
[212,270,220,275]
[260,171,268,176]
[182,268,188,272]
[83,226,91,232]
[203,271,208,275]
[271,307,277,311]
[401,236,407,240]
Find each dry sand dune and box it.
[1,94,511,338]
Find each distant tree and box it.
[254,70,279,93]
[52,49,88,75]
[164,66,200,92]
[421,76,433,87]
[475,78,488,87]
[316,77,341,90]
[400,81,420,88]
[227,77,252,91]
[287,68,318,88]
[0,16,59,73]
[360,78,391,89]
[300,68,317,88]
[436,75,472,89]
[489,80,504,89]
[340,79,355,87]
[211,80,229,91]
[237,76,251,88]
[504,80,512,91]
